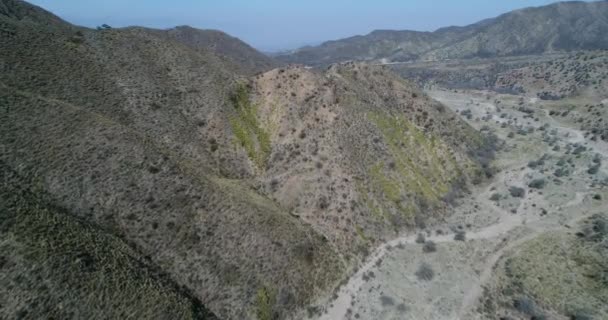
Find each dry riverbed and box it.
[309,89,608,320]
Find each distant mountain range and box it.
[276,1,608,65]
[163,26,281,75]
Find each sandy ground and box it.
[310,88,607,320]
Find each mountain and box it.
[163,26,282,75]
[276,1,608,65]
[0,0,494,319]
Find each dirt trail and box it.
[318,187,586,320]
[457,200,589,318]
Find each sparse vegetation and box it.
[255,287,276,320]
[5,1,608,319]
[229,83,272,169]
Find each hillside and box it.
[0,1,494,319]
[163,26,282,75]
[495,50,608,99]
[276,1,608,65]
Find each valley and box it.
[1,1,607,319]
[308,88,607,320]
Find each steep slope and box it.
[424,0,608,61]
[0,1,342,319]
[164,26,282,75]
[277,1,608,65]
[246,64,494,253]
[0,1,494,319]
[0,163,219,320]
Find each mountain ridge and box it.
[276,0,608,65]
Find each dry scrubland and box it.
[313,69,607,319]
[0,0,497,319]
[1,0,607,319]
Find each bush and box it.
[554,167,570,177]
[415,233,426,244]
[208,138,218,152]
[509,186,526,198]
[528,179,546,189]
[422,241,437,253]
[379,295,395,306]
[454,231,466,241]
[592,154,602,164]
[415,263,435,281]
[568,312,593,320]
[572,145,587,155]
[513,297,536,316]
[587,164,600,175]
[527,160,540,169]
[489,193,501,201]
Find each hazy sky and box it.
[29,0,585,51]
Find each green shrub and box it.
[256,287,276,320]
[528,179,546,189]
[229,83,271,169]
